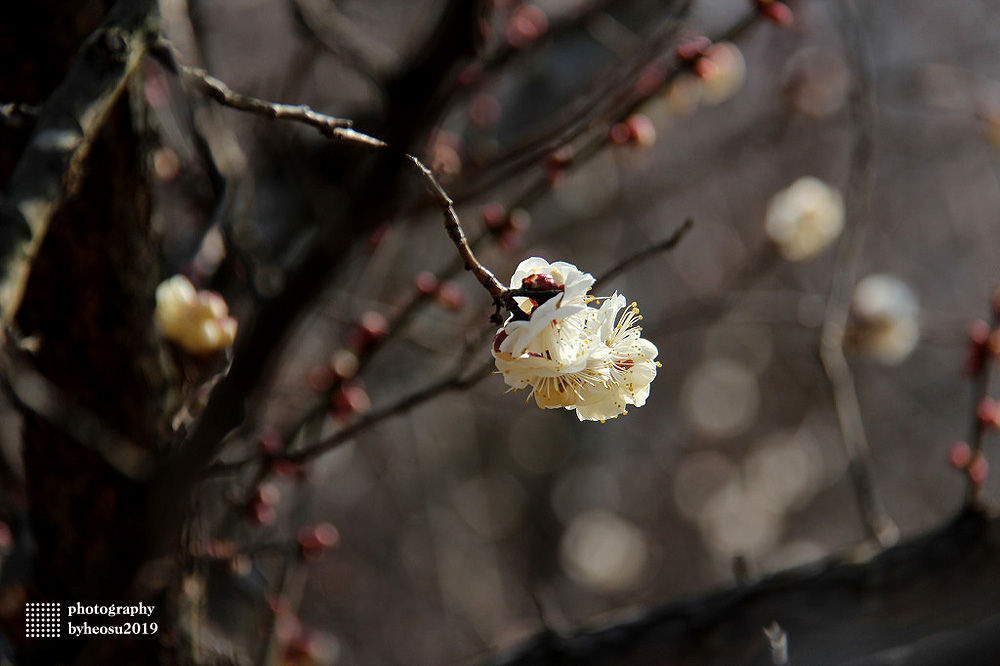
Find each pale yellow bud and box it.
[155,275,238,355]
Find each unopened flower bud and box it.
[949,441,972,469]
[675,36,712,65]
[545,146,574,185]
[969,454,989,487]
[350,312,388,352]
[257,429,283,458]
[755,0,794,27]
[610,114,657,148]
[297,523,340,561]
[415,271,440,297]
[249,501,276,526]
[977,397,999,429]
[360,311,388,339]
[330,349,359,380]
[437,281,466,311]
[506,4,548,48]
[256,482,280,506]
[333,385,371,418]
[482,203,509,231]
[155,275,238,355]
[966,320,992,376]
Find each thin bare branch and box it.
[592,218,693,292]
[208,357,493,476]
[152,44,511,309]
[149,0,491,555]
[407,155,511,303]
[449,1,767,205]
[820,0,897,547]
[289,0,396,88]
[963,298,998,503]
[178,65,385,148]
[294,359,493,463]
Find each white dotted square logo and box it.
[25,602,61,638]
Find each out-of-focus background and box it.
[5,0,1000,664]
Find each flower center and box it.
[521,273,563,291]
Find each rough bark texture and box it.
[2,2,163,663]
[16,96,162,665]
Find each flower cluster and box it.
[492,258,659,421]
[155,275,238,355]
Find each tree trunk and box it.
[2,2,164,663]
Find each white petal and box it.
[511,257,553,287]
[574,393,627,421]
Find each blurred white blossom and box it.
[765,177,845,261]
[155,274,238,355]
[493,258,658,421]
[848,274,920,364]
[699,42,747,105]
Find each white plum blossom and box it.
[765,177,845,261]
[492,258,658,421]
[848,274,920,365]
[573,294,659,421]
[497,257,595,358]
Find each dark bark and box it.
[0,1,108,180]
[14,88,162,666]
[478,507,1000,666]
[1,1,163,663]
